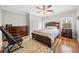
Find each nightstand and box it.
[61,28,72,38]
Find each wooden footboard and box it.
[32,33,51,47]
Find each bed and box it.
[32,22,60,47]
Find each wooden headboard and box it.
[45,22,60,28]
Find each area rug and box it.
[13,36,51,53]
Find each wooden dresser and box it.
[7,26,29,37]
[61,28,72,38]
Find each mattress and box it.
[32,28,59,43]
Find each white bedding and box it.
[35,28,59,42]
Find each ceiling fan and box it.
[36,5,54,14]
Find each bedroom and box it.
[0,5,79,53]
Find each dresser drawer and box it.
[61,29,72,38]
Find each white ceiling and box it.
[1,5,79,17]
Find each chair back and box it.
[0,26,15,44]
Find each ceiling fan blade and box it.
[36,7,42,10]
[47,5,52,9]
[47,10,54,12]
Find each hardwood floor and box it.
[52,37,79,53]
[1,36,79,53]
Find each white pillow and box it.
[47,26,57,29]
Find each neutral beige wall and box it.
[2,10,29,26]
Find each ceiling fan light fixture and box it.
[36,5,54,15]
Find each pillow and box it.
[47,26,57,29]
